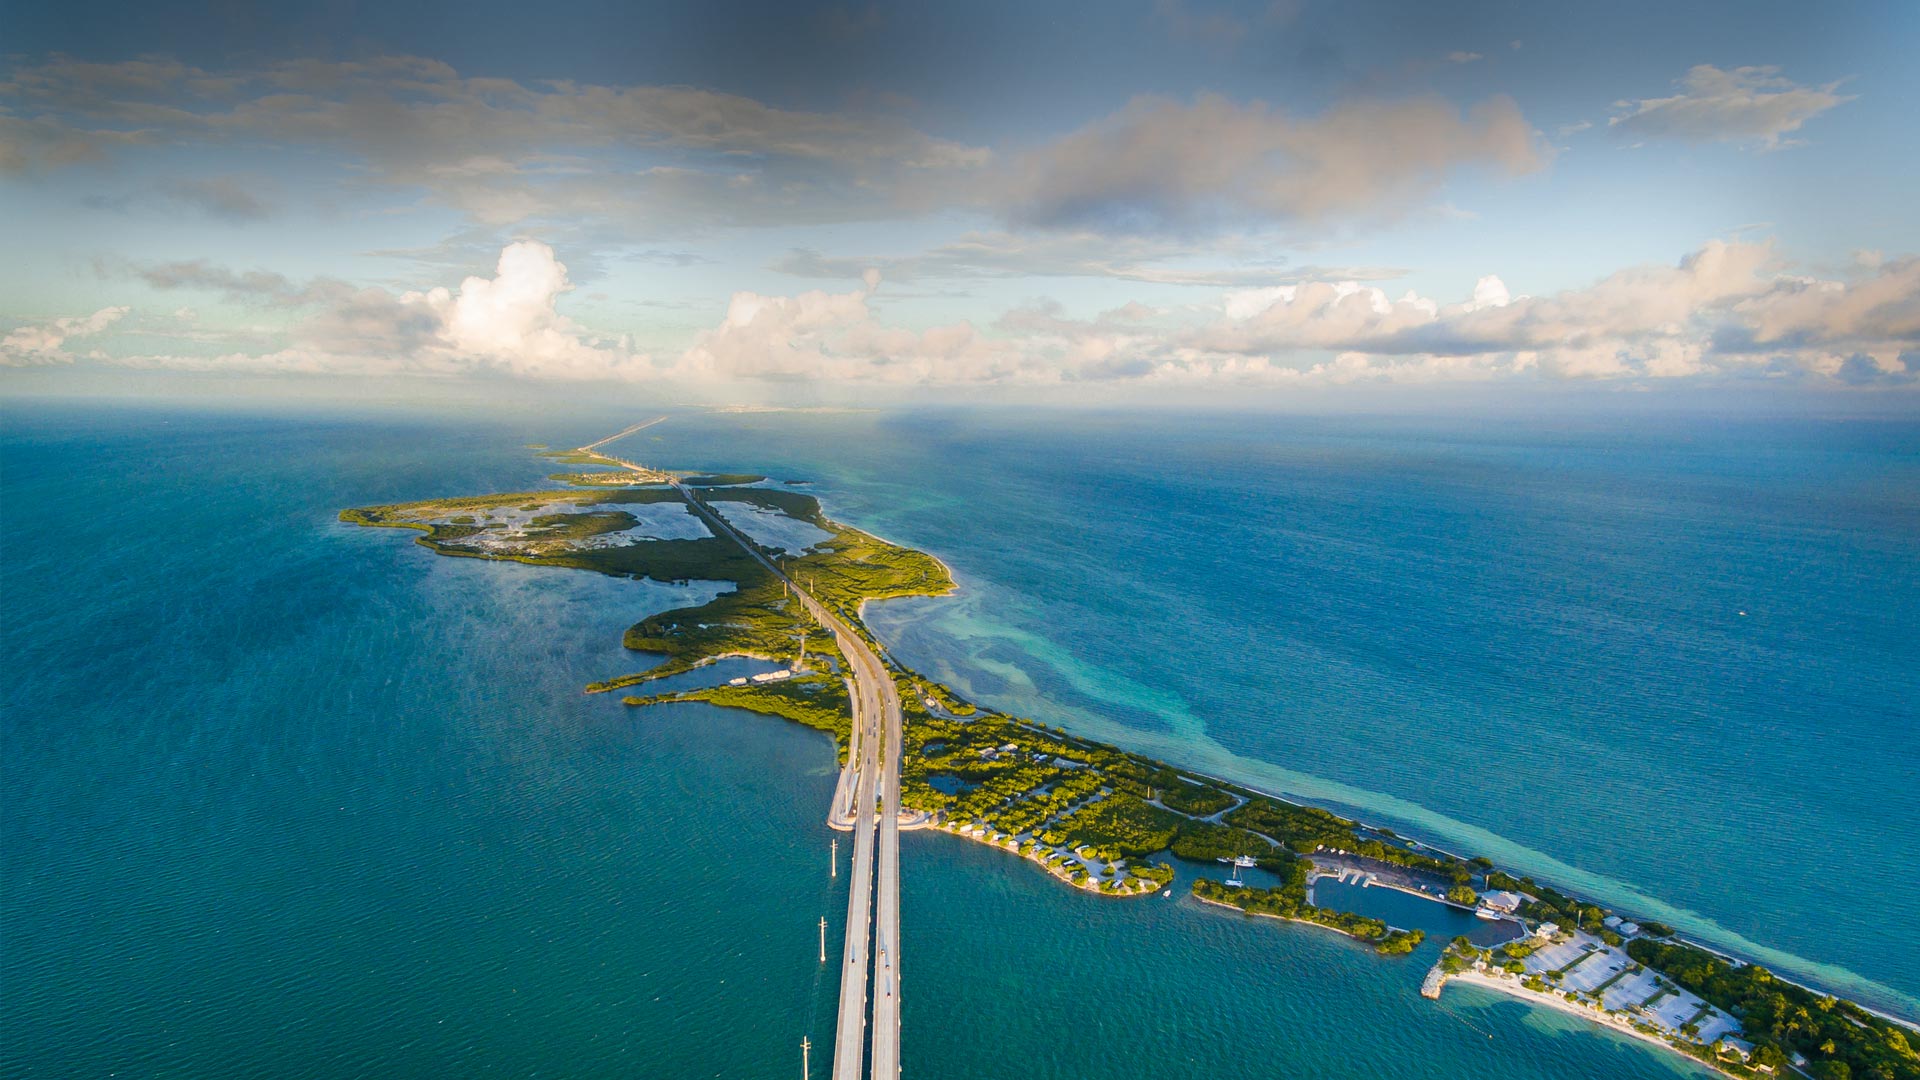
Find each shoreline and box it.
[779,490,1919,1027]
[1441,969,1740,1079]
[1192,893,1374,943]
[1311,866,1482,914]
[902,673,1920,1027]
[345,439,1920,1079]
[930,821,1158,898]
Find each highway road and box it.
[578,415,666,452]
[672,481,903,1079]
[868,655,903,1079]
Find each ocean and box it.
[4,399,1915,1078]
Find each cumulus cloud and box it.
[31,239,1919,390]
[674,274,1028,383]
[117,240,644,379]
[1179,240,1916,382]
[1610,65,1852,149]
[699,239,1919,387]
[999,93,1544,232]
[411,241,637,378]
[682,240,1915,387]
[1,306,128,364]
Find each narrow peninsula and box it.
[342,430,1920,1080]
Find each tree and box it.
[1447,884,1479,905]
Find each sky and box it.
[3,0,1918,406]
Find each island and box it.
[342,427,1920,1080]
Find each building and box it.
[1480,890,1523,914]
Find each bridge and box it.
[670,479,905,1079]
[572,420,910,1079]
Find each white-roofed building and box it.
[1480,890,1523,914]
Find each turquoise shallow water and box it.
[3,400,1914,1077]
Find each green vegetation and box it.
[1488,870,1613,933]
[625,674,853,752]
[683,473,767,486]
[350,456,1480,930]
[911,676,975,716]
[539,449,615,465]
[1194,873,1424,956]
[1376,928,1427,956]
[524,510,639,539]
[345,488,812,685]
[1060,794,1184,857]
[1157,776,1237,817]
[550,471,662,486]
[1629,939,1920,1080]
[347,436,1915,1075]
[345,482,958,692]
[1441,938,1484,974]
[1225,798,1470,882]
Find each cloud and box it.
[769,230,1405,287]
[693,240,1917,387]
[124,258,318,304]
[0,54,993,239]
[998,93,1544,232]
[1447,52,1484,64]
[1,54,1544,244]
[1610,65,1852,149]
[114,240,645,378]
[34,239,1919,390]
[1181,240,1918,381]
[1,306,127,364]
[674,274,1028,383]
[161,177,273,221]
[1153,0,1251,46]
[417,240,638,377]
[0,113,151,173]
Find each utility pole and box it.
[801,1036,811,1079]
[831,837,837,877]
[819,917,828,963]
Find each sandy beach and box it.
[1443,968,1734,1077]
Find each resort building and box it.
[1479,890,1523,915]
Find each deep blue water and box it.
[3,399,1915,1078]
